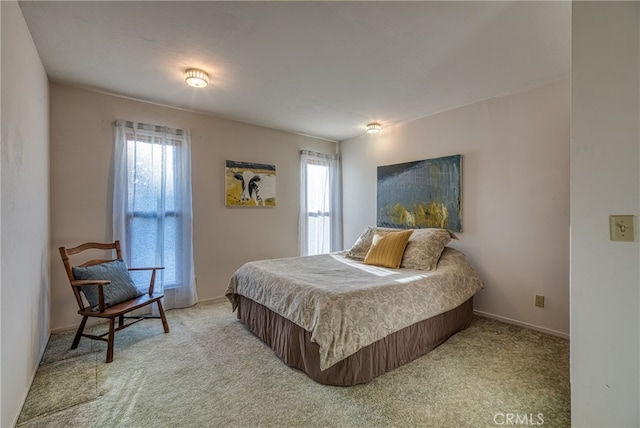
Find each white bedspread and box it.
[225,247,483,370]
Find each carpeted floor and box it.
[17,299,570,428]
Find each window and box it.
[113,120,197,308]
[299,150,342,256]
[305,161,331,254]
[126,135,179,286]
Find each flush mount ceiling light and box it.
[184,68,209,88]
[366,122,382,134]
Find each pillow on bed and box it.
[363,229,413,268]
[345,226,401,261]
[400,228,457,271]
[346,227,456,263]
[345,227,376,261]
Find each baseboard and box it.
[51,317,105,334]
[197,296,228,304]
[51,297,229,333]
[473,310,569,340]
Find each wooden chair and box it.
[59,241,170,363]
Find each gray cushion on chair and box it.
[73,259,143,310]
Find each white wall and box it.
[341,79,570,336]
[1,2,3,421]
[0,1,51,426]
[571,2,640,426]
[49,84,337,331]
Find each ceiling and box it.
[19,1,570,142]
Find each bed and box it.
[225,228,484,386]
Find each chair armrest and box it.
[128,267,165,295]
[71,280,110,312]
[71,279,111,287]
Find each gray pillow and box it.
[400,228,455,270]
[345,227,376,261]
[73,259,143,310]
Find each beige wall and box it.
[341,79,570,336]
[50,84,336,331]
[571,2,639,426]
[1,1,50,426]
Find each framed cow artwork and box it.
[225,160,277,207]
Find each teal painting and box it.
[377,155,462,232]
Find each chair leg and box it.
[106,318,115,363]
[157,300,170,333]
[71,316,88,349]
[118,314,124,328]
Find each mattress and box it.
[226,247,484,371]
[225,246,484,384]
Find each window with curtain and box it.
[299,150,343,256]
[113,120,197,309]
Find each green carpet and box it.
[17,299,570,427]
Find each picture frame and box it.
[225,160,277,207]
[377,154,462,231]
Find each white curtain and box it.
[299,150,343,256]
[113,120,197,309]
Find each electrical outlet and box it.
[535,294,545,308]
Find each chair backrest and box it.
[59,241,123,309]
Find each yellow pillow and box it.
[363,229,413,268]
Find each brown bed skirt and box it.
[235,295,474,386]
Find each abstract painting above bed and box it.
[377,154,462,232]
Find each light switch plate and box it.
[609,215,635,242]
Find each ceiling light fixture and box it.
[366,122,382,134]
[184,68,209,88]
